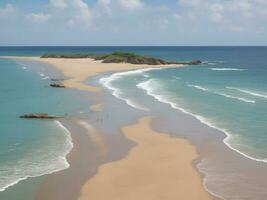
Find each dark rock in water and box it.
[51,78,66,81]
[188,60,202,65]
[20,113,61,119]
[50,83,65,88]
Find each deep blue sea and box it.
[0,46,267,199]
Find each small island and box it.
[20,113,62,119]
[41,52,201,65]
[50,83,65,88]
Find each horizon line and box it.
[1,45,267,47]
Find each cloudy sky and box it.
[0,0,267,46]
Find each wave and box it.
[207,62,217,66]
[14,60,28,70]
[137,79,267,163]
[216,92,255,103]
[0,121,73,192]
[203,60,225,66]
[188,84,255,103]
[39,73,45,77]
[99,68,162,111]
[42,76,50,80]
[188,84,208,91]
[210,68,246,71]
[226,87,267,99]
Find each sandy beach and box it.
[80,117,212,200]
[2,56,184,92]
[1,56,214,200]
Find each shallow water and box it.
[0,57,86,198]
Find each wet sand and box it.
[35,118,134,200]
[80,117,212,200]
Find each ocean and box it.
[0,52,85,198]
[0,46,267,199]
[100,46,267,162]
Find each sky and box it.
[0,0,267,46]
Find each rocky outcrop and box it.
[20,113,62,119]
[50,83,65,88]
[50,78,66,81]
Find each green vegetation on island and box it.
[41,52,201,65]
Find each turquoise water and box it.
[0,58,81,192]
[137,66,267,161]
[100,47,267,162]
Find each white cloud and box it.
[255,0,267,6]
[70,0,92,27]
[210,3,224,22]
[173,13,182,20]
[48,0,92,28]
[175,0,267,31]
[50,0,67,9]
[26,13,51,22]
[118,0,143,10]
[0,4,15,17]
[210,13,223,23]
[98,0,111,5]
[210,3,224,13]
[97,0,112,15]
[178,0,203,7]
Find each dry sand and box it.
[79,117,212,200]
[90,103,102,112]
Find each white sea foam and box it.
[188,84,255,103]
[143,74,150,78]
[14,61,28,70]
[39,73,45,77]
[210,68,246,71]
[188,84,208,91]
[196,159,227,200]
[215,92,255,103]
[42,76,50,80]
[226,87,267,99]
[137,79,267,163]
[99,68,162,111]
[0,121,73,192]
[208,62,217,66]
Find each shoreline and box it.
[0,56,185,92]
[1,56,215,199]
[80,117,213,200]
[136,76,267,164]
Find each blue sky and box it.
[0,0,267,46]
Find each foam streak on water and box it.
[188,84,256,103]
[99,68,162,111]
[226,87,267,99]
[210,68,246,71]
